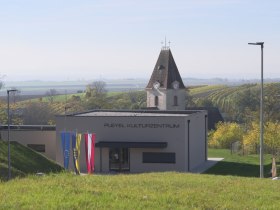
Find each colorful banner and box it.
[72,132,81,175]
[84,133,95,174]
[61,131,71,169]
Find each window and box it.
[174,96,178,106]
[155,96,159,106]
[27,144,45,153]
[143,152,176,163]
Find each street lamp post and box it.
[248,42,264,178]
[7,89,17,180]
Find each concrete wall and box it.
[188,111,208,171]
[146,89,167,110]
[56,115,188,173]
[0,130,56,160]
[146,89,186,110]
[166,89,186,110]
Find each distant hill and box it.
[0,141,63,180]
[183,77,280,86]
[1,77,280,97]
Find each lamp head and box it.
[248,42,264,46]
[7,89,18,94]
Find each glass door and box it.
[109,148,130,172]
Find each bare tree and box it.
[85,81,107,98]
[84,81,108,109]
[45,89,58,103]
[0,74,5,90]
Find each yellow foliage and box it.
[209,122,244,148]
[264,121,280,154]
[243,121,280,154]
[243,122,259,153]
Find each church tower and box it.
[146,47,186,110]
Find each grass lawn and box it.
[1,172,280,209]
[206,148,273,177]
[0,148,280,209]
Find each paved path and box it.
[191,158,224,174]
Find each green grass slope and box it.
[0,148,279,209]
[0,141,63,180]
[1,172,280,209]
[206,149,273,177]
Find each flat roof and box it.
[76,112,189,117]
[0,125,55,131]
[64,109,206,117]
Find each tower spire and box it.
[146,47,186,110]
[161,37,170,50]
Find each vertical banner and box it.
[61,131,70,169]
[72,132,81,175]
[76,133,82,174]
[84,133,95,174]
[71,132,78,175]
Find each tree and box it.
[264,121,280,155]
[209,122,244,148]
[0,75,5,90]
[85,81,107,98]
[84,81,108,109]
[264,83,280,122]
[243,121,280,155]
[45,89,58,103]
[65,95,85,114]
[22,102,54,125]
[243,121,259,154]
[232,86,259,123]
[127,90,146,109]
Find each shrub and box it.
[209,122,244,148]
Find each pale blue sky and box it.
[1,0,280,81]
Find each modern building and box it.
[0,125,56,160]
[55,47,208,173]
[56,109,207,173]
[0,46,210,173]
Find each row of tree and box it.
[209,121,280,156]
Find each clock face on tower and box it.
[153,82,160,89]
[172,81,179,89]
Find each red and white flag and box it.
[84,133,95,174]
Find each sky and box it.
[0,0,280,81]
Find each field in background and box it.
[2,77,278,97]
[0,79,148,97]
[188,85,226,97]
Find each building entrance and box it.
[109,148,130,172]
